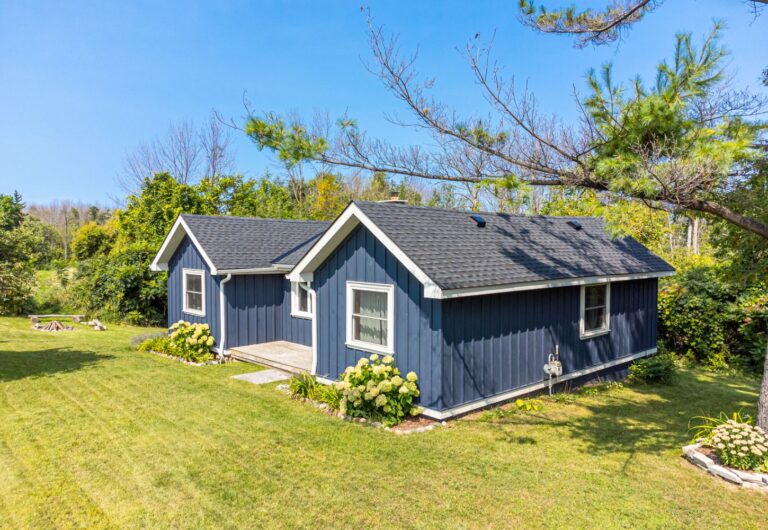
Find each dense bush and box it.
[335,354,422,426]
[658,266,768,372]
[628,353,677,384]
[69,243,167,325]
[138,321,216,363]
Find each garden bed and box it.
[276,383,446,434]
[683,442,768,491]
[146,349,231,367]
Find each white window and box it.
[291,281,313,319]
[346,281,394,354]
[580,283,610,338]
[183,269,205,316]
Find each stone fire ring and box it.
[683,442,768,491]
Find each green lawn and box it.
[1,317,765,529]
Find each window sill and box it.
[183,309,206,318]
[580,328,610,340]
[345,340,394,356]
[290,311,313,320]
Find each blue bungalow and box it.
[151,201,674,419]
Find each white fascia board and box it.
[287,203,442,295]
[149,216,219,274]
[438,270,675,300]
[218,266,291,275]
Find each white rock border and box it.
[683,442,768,491]
[276,383,447,435]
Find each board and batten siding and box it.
[168,236,312,350]
[167,236,222,347]
[223,275,311,348]
[313,224,443,409]
[440,278,658,408]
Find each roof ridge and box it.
[352,200,602,220]
[180,213,330,224]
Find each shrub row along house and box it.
[150,201,674,419]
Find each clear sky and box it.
[1,0,766,205]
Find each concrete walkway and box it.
[231,369,291,385]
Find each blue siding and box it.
[440,279,658,408]
[224,275,311,348]
[312,225,658,412]
[167,236,311,350]
[313,225,443,409]
[167,237,222,347]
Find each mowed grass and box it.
[0,317,765,529]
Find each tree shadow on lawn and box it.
[0,347,112,383]
[478,370,759,471]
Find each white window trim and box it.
[345,281,395,355]
[290,281,313,320]
[182,268,206,317]
[580,282,610,339]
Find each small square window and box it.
[291,282,313,319]
[183,269,205,316]
[346,281,394,354]
[580,284,610,338]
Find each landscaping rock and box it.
[686,450,714,469]
[732,469,767,484]
[708,465,743,485]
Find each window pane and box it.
[354,290,387,318]
[298,286,309,313]
[584,307,605,332]
[353,315,387,346]
[187,292,203,312]
[585,285,606,308]
[187,274,202,293]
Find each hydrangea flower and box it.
[406,371,418,382]
[382,355,394,364]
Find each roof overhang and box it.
[288,203,676,300]
[438,270,675,299]
[150,215,219,274]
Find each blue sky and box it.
[1,0,766,205]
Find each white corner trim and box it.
[310,286,319,376]
[182,268,206,317]
[150,216,218,274]
[345,281,395,355]
[418,347,657,420]
[287,203,441,294]
[579,283,611,339]
[438,270,674,300]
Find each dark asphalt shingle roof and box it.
[353,201,674,290]
[180,214,329,271]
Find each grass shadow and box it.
[0,347,112,382]
[474,369,758,468]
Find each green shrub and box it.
[137,321,216,363]
[137,336,171,354]
[514,398,544,413]
[314,383,342,409]
[289,373,318,399]
[628,353,677,384]
[658,268,730,368]
[335,354,422,426]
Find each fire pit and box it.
[33,320,74,332]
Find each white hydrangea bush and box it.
[335,354,422,426]
[168,320,216,362]
[705,420,768,471]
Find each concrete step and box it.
[229,350,308,375]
